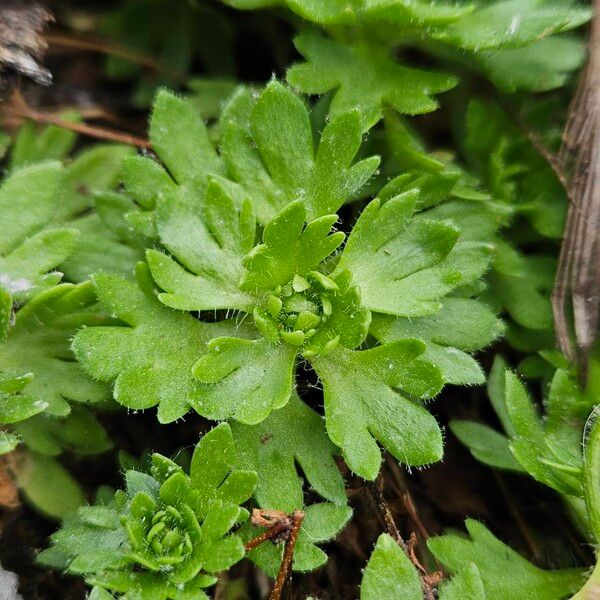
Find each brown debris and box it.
[0,2,53,90]
[0,458,19,512]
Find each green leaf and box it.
[0,162,77,301]
[473,35,585,93]
[360,533,422,600]
[62,212,145,284]
[148,179,255,311]
[199,532,245,573]
[0,373,46,424]
[431,0,591,50]
[450,420,524,472]
[190,422,257,515]
[187,78,239,120]
[13,452,85,519]
[487,245,554,331]
[53,143,143,282]
[293,502,352,571]
[150,89,225,183]
[60,143,136,220]
[337,194,482,317]
[371,298,503,385]
[311,340,443,479]
[0,431,20,455]
[463,100,567,239]
[40,423,254,598]
[583,416,600,541]
[222,82,379,221]
[584,415,600,543]
[10,114,79,169]
[0,287,10,341]
[438,563,486,599]
[0,283,110,417]
[231,392,347,508]
[89,587,116,600]
[487,356,515,435]
[122,155,176,211]
[241,201,344,292]
[361,0,475,26]
[72,270,236,423]
[192,337,297,425]
[16,407,112,456]
[103,0,234,107]
[504,371,583,496]
[428,519,585,600]
[225,0,468,25]
[288,32,457,129]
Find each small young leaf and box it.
[241,201,344,292]
[360,533,422,600]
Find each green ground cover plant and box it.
[0,0,599,598]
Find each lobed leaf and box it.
[311,340,443,480]
[428,519,585,600]
[288,32,457,129]
[72,270,239,423]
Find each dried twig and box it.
[44,32,161,72]
[370,477,407,552]
[370,476,443,600]
[245,509,294,552]
[1,90,151,149]
[494,472,542,564]
[552,0,600,376]
[269,510,305,600]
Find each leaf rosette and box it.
[75,82,498,481]
[39,423,258,600]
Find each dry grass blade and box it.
[0,1,53,88]
[553,0,600,377]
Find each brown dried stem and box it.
[269,509,305,600]
[44,32,160,72]
[244,521,292,552]
[552,0,600,375]
[370,476,442,600]
[2,90,151,148]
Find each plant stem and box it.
[244,521,291,552]
[2,91,151,149]
[269,509,304,600]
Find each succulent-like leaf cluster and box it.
[39,423,257,600]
